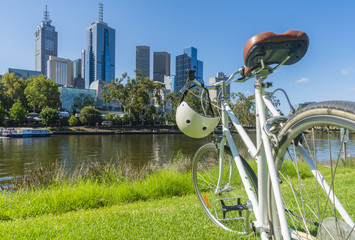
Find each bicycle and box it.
[176,30,355,239]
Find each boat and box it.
[2,128,52,138]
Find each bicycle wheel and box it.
[192,143,257,233]
[269,101,355,240]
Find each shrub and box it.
[79,106,102,126]
[40,107,60,127]
[68,115,78,126]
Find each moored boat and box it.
[2,128,52,138]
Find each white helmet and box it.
[176,101,220,138]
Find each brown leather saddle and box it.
[243,30,309,75]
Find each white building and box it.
[47,56,73,86]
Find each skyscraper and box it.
[35,5,58,76]
[85,3,115,89]
[175,47,203,92]
[153,52,170,83]
[136,46,150,78]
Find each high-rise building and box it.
[73,59,82,78]
[175,47,203,92]
[85,3,115,89]
[153,52,170,83]
[136,46,150,78]
[209,72,230,102]
[47,56,73,86]
[35,5,58,76]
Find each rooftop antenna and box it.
[98,3,103,22]
[43,5,51,24]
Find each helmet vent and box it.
[202,127,207,131]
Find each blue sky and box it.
[1,0,355,113]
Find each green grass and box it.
[0,169,194,221]
[0,195,258,239]
[0,157,354,239]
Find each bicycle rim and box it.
[192,143,257,234]
[269,102,355,240]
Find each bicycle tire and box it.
[268,101,355,239]
[192,143,258,233]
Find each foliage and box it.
[79,106,102,126]
[102,72,163,126]
[9,100,28,124]
[40,107,60,127]
[71,93,96,114]
[230,92,280,127]
[0,73,27,110]
[24,75,60,113]
[231,92,256,127]
[68,115,78,126]
[105,113,121,126]
[0,105,6,124]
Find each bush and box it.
[105,113,121,126]
[40,107,60,127]
[79,106,102,126]
[68,115,78,126]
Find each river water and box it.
[0,133,353,183]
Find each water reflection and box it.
[0,132,353,183]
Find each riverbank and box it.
[51,125,250,135]
[51,125,182,135]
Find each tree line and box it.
[0,71,274,128]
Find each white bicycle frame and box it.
[190,64,355,239]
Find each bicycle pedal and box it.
[214,197,248,221]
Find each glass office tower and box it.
[35,5,58,76]
[136,46,150,78]
[84,3,115,89]
[175,47,203,92]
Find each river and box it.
[0,132,353,184]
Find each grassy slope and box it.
[0,162,353,239]
[0,195,258,240]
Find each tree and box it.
[71,93,96,113]
[40,107,60,127]
[231,92,256,127]
[102,73,131,124]
[0,105,6,124]
[79,106,102,126]
[9,101,28,125]
[68,115,78,126]
[102,72,163,126]
[164,92,180,124]
[24,75,60,113]
[0,73,27,110]
[135,76,163,125]
[230,92,281,127]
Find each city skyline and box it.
[1,1,355,113]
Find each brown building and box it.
[153,51,170,83]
